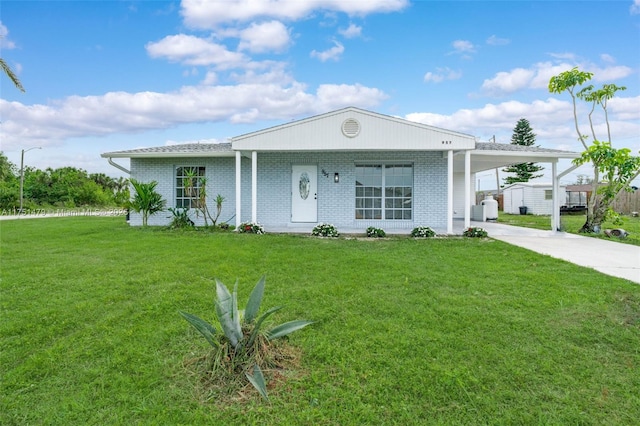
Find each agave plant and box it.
[179,275,313,401]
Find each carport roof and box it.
[460,142,581,173]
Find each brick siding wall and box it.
[130,151,448,230]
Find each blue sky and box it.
[1,0,639,188]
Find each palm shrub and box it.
[167,207,194,229]
[128,179,166,226]
[179,276,313,401]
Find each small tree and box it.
[183,169,225,227]
[129,179,166,226]
[502,118,544,185]
[549,67,640,232]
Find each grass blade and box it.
[179,311,219,348]
[245,364,269,401]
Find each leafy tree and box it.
[0,152,18,180]
[549,67,640,232]
[183,169,225,227]
[1,58,25,92]
[128,179,166,226]
[0,152,19,209]
[502,118,544,185]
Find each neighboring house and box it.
[503,182,568,215]
[101,107,580,232]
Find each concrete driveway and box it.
[470,221,640,284]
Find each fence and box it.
[612,190,640,214]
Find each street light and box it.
[19,147,42,212]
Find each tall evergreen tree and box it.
[502,118,544,185]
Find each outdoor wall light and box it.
[334,173,339,183]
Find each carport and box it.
[451,142,581,232]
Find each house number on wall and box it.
[299,172,310,200]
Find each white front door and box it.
[291,165,317,222]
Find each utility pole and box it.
[19,147,41,212]
[491,135,500,194]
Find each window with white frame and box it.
[355,164,413,220]
[544,189,552,200]
[175,166,205,208]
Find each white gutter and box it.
[106,157,131,174]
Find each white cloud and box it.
[180,0,409,28]
[481,60,636,96]
[631,0,640,15]
[481,68,537,95]
[0,21,16,49]
[237,21,291,53]
[229,62,294,84]
[310,40,344,62]
[0,81,387,149]
[424,67,462,83]
[609,95,640,121]
[594,65,634,81]
[201,70,218,85]
[600,53,615,64]
[406,96,640,153]
[315,83,388,110]
[486,35,509,46]
[145,34,248,68]
[339,23,363,38]
[452,40,475,53]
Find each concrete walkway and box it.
[469,221,640,284]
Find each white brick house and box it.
[101,107,580,233]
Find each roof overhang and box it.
[100,151,235,159]
[100,142,235,159]
[454,148,581,174]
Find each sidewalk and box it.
[471,221,640,284]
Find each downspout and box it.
[106,157,131,175]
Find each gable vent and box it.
[341,118,361,138]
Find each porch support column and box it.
[235,151,241,229]
[447,150,454,234]
[551,161,559,232]
[464,150,471,229]
[251,151,257,223]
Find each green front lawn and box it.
[498,213,640,246]
[1,218,639,425]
